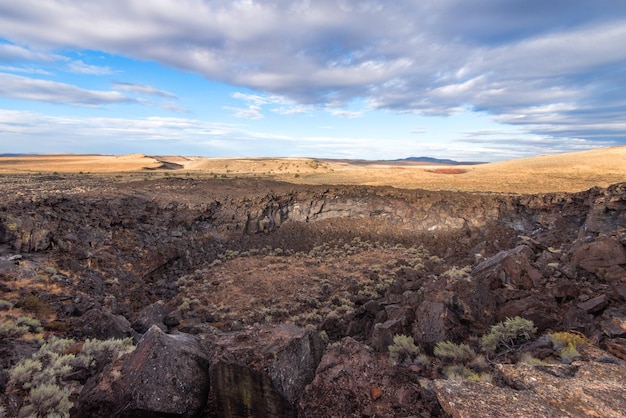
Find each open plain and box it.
[0,147,625,417]
[2,145,626,193]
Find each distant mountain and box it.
[396,156,459,164]
[391,156,485,165]
[0,153,39,157]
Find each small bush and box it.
[442,364,492,383]
[550,331,587,350]
[9,358,43,389]
[389,334,421,365]
[559,344,581,364]
[551,332,586,364]
[0,320,29,338]
[9,336,135,417]
[481,317,537,355]
[20,383,72,418]
[16,316,43,333]
[434,341,476,364]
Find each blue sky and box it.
[0,1,625,161]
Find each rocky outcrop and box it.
[208,324,324,416]
[77,326,211,417]
[74,308,134,340]
[1,176,626,416]
[300,337,441,417]
[434,359,626,417]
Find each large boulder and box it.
[208,324,324,416]
[472,245,540,290]
[74,308,134,340]
[412,273,496,349]
[76,326,211,417]
[131,300,170,333]
[571,236,626,282]
[496,294,560,332]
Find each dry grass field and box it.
[1,146,625,194]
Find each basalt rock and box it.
[300,337,442,417]
[77,326,211,417]
[207,324,324,416]
[74,308,134,340]
[2,176,626,416]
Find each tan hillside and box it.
[0,146,624,193]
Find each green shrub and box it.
[520,352,546,366]
[481,317,537,355]
[559,344,581,364]
[388,334,421,365]
[441,364,492,383]
[0,320,29,338]
[9,336,135,417]
[434,341,476,364]
[16,316,43,333]
[19,383,72,418]
[9,358,43,389]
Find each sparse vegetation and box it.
[434,341,476,364]
[8,336,135,417]
[433,340,490,381]
[388,334,421,365]
[481,317,537,355]
[550,331,587,364]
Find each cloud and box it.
[112,82,177,98]
[226,104,264,119]
[68,60,114,75]
[325,108,363,118]
[0,72,133,105]
[0,65,51,75]
[0,42,63,62]
[0,109,292,155]
[0,1,625,145]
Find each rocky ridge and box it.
[0,175,624,416]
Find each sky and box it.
[0,1,625,161]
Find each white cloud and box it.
[0,72,133,105]
[67,60,114,75]
[0,65,51,75]
[0,1,624,146]
[224,104,264,120]
[0,42,64,62]
[112,82,177,98]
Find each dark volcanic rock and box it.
[131,300,170,334]
[571,236,626,281]
[208,324,323,416]
[472,245,538,290]
[77,326,211,417]
[300,337,441,417]
[74,308,134,340]
[496,294,560,332]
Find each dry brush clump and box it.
[480,316,537,356]
[7,336,135,418]
[388,334,430,367]
[550,331,587,364]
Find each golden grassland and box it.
[1,146,625,194]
